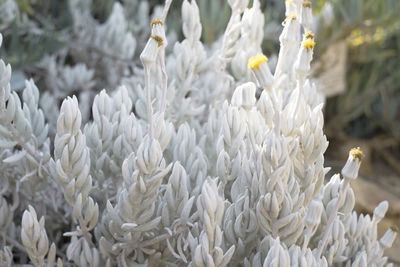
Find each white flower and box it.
[247,54,274,89]
[294,36,316,77]
[341,147,363,180]
[140,35,163,66]
[151,18,168,47]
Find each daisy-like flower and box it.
[294,35,316,78]
[302,38,316,51]
[341,147,363,180]
[247,54,274,89]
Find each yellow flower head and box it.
[150,34,164,47]
[247,54,268,69]
[305,30,315,40]
[350,147,364,161]
[284,12,297,22]
[150,18,164,28]
[285,0,292,3]
[302,39,316,51]
[302,1,312,8]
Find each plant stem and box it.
[316,178,349,259]
[144,66,154,139]
[1,231,26,254]
[161,0,173,21]
[159,52,168,115]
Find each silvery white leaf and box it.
[3,150,26,163]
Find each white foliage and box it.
[0,1,397,267]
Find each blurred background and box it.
[0,0,399,263]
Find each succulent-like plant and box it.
[0,0,397,266]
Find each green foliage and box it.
[197,0,230,44]
[14,0,33,14]
[321,0,400,168]
[325,32,400,139]
[0,0,70,67]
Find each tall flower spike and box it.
[141,32,164,138]
[151,2,171,116]
[150,17,169,114]
[248,54,274,89]
[317,147,364,259]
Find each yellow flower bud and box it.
[302,39,316,51]
[247,54,268,69]
[150,18,164,28]
[349,147,364,161]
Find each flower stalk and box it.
[317,147,364,259]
